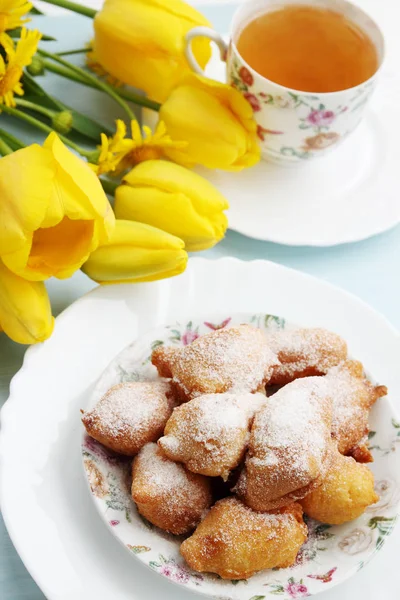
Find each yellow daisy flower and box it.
[0,27,41,107]
[0,0,32,35]
[93,120,188,176]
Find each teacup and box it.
[185,0,385,164]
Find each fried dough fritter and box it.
[300,450,379,524]
[236,377,334,511]
[152,324,279,402]
[180,497,307,579]
[82,381,173,456]
[131,443,212,534]
[158,392,265,480]
[326,360,387,457]
[266,328,347,386]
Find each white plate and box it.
[144,0,400,246]
[1,258,400,600]
[82,313,399,600]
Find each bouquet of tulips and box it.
[0,0,261,345]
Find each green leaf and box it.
[249,596,266,600]
[29,6,44,14]
[392,418,400,429]
[368,431,376,439]
[151,340,164,351]
[128,545,150,554]
[65,106,113,140]
[0,128,25,151]
[22,73,63,110]
[149,561,161,569]
[22,74,113,141]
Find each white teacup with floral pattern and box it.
[185,0,385,164]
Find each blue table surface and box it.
[1,4,400,599]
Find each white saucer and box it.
[144,0,400,246]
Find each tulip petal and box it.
[0,144,53,257]
[93,0,211,102]
[0,259,54,344]
[44,133,115,239]
[160,74,261,170]
[117,160,229,251]
[81,219,188,284]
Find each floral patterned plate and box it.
[82,312,400,600]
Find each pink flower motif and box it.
[286,582,310,598]
[306,109,336,127]
[204,317,231,331]
[161,564,190,584]
[110,520,120,526]
[244,92,261,112]
[182,328,199,346]
[308,567,337,583]
[239,66,254,86]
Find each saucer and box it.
[144,0,400,246]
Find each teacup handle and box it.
[185,27,228,75]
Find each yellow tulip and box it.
[0,258,54,344]
[114,160,229,251]
[0,132,115,282]
[93,0,212,103]
[81,219,188,284]
[159,73,261,171]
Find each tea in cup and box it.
[185,0,385,164]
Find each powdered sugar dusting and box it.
[160,393,266,479]
[325,362,385,453]
[84,381,171,438]
[136,443,196,493]
[250,377,332,476]
[266,328,347,383]
[169,325,279,399]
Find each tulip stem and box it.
[38,48,136,121]
[16,98,55,120]
[37,0,96,18]
[100,178,118,196]
[41,59,161,112]
[0,105,94,159]
[57,47,92,56]
[0,136,13,156]
[0,128,26,150]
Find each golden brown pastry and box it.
[236,376,334,510]
[180,497,307,579]
[152,324,279,402]
[151,346,176,378]
[326,360,387,457]
[300,450,379,524]
[158,392,265,480]
[131,443,212,534]
[266,328,347,386]
[82,381,173,456]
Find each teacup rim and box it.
[229,0,386,98]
